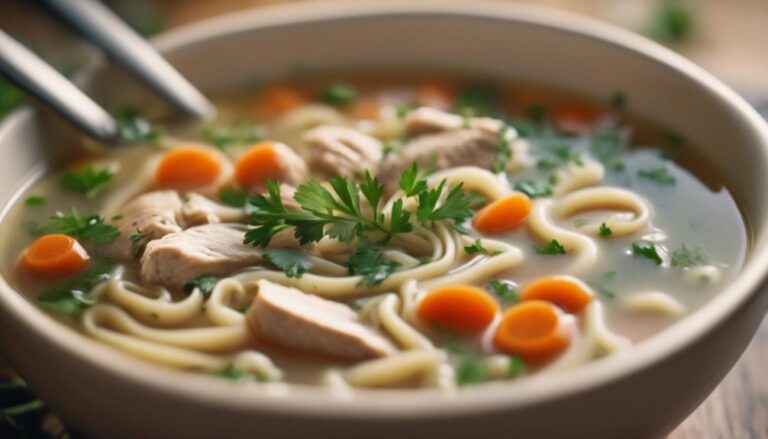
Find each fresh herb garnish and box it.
[492,123,512,173]
[464,239,489,255]
[127,228,146,257]
[590,131,627,171]
[382,139,404,157]
[416,180,474,232]
[34,210,119,244]
[447,345,488,387]
[611,91,628,110]
[632,242,663,265]
[347,244,400,287]
[202,119,263,149]
[37,259,113,316]
[264,249,313,279]
[395,102,419,119]
[526,103,548,125]
[60,165,115,198]
[487,279,519,304]
[534,239,567,255]
[589,270,618,300]
[0,77,23,120]
[320,84,358,106]
[183,275,218,296]
[648,2,693,43]
[399,162,428,197]
[216,366,246,381]
[455,83,498,116]
[637,166,676,185]
[670,244,708,267]
[114,106,163,143]
[513,180,553,198]
[24,195,46,207]
[219,188,249,207]
[508,356,525,377]
[598,223,613,238]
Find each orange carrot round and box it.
[418,285,499,335]
[520,275,594,313]
[235,141,285,189]
[155,147,222,190]
[472,192,532,234]
[553,104,604,135]
[418,82,455,110]
[22,234,89,277]
[493,300,571,362]
[349,98,381,120]
[254,85,306,118]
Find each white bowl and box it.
[1,2,767,438]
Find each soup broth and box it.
[0,71,747,388]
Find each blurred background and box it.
[0,0,766,438]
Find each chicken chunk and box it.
[181,193,248,226]
[378,107,518,189]
[248,280,397,360]
[305,126,383,178]
[108,190,184,260]
[140,224,261,288]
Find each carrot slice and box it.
[418,82,455,110]
[520,275,593,313]
[349,98,381,120]
[418,285,499,335]
[155,147,222,190]
[472,192,532,234]
[254,85,306,118]
[22,234,89,277]
[493,300,571,362]
[234,141,286,189]
[552,104,604,135]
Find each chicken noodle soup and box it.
[2,73,747,388]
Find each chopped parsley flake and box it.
[590,131,627,171]
[37,259,113,316]
[347,244,400,287]
[202,119,263,149]
[632,242,663,265]
[637,166,676,185]
[513,180,553,199]
[320,84,358,106]
[24,195,46,207]
[183,275,218,296]
[114,106,163,143]
[507,356,525,377]
[534,239,567,255]
[599,223,613,238]
[263,249,313,279]
[219,188,249,207]
[34,210,119,245]
[492,123,512,173]
[464,239,489,255]
[670,244,708,267]
[60,165,115,198]
[487,280,520,304]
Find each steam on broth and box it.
[1,71,747,388]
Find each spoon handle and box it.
[40,0,216,120]
[0,29,118,142]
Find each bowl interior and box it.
[3,0,768,417]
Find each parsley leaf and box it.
[416,180,474,232]
[202,119,263,149]
[534,239,567,255]
[447,344,488,387]
[492,122,512,173]
[37,259,113,316]
[513,180,553,198]
[508,356,525,377]
[264,249,313,278]
[632,242,663,265]
[455,83,498,116]
[35,210,119,245]
[487,279,519,304]
[670,244,708,267]
[648,2,693,43]
[599,223,613,238]
[637,166,676,185]
[114,106,163,143]
[382,139,404,157]
[590,131,627,171]
[320,84,358,106]
[24,195,46,207]
[399,162,428,197]
[219,188,249,207]
[60,165,115,198]
[347,244,400,287]
[0,77,23,120]
[464,239,489,255]
[183,275,218,296]
[216,366,246,381]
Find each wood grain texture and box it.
[670,316,768,439]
